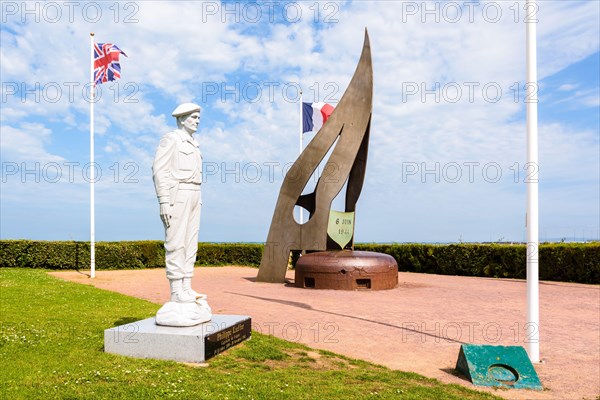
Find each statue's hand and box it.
[160,203,172,228]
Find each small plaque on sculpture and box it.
[327,210,355,249]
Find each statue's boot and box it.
[182,277,205,300]
[169,279,196,303]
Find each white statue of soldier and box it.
[152,103,211,327]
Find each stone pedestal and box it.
[104,315,251,362]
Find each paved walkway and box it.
[50,267,599,400]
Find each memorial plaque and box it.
[205,317,252,360]
[327,210,355,249]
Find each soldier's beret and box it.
[172,103,201,117]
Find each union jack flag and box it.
[93,43,127,85]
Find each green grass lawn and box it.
[0,269,501,399]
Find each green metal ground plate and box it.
[455,344,542,390]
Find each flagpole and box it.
[299,89,304,224]
[90,32,96,279]
[525,0,539,363]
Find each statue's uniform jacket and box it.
[152,129,202,280]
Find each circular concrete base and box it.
[294,250,398,290]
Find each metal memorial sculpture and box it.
[257,30,398,290]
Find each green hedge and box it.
[0,240,164,270]
[195,243,263,267]
[0,241,263,270]
[353,243,599,284]
[0,240,598,284]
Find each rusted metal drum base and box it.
[294,250,398,290]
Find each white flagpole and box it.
[525,0,539,362]
[90,32,96,279]
[299,89,304,224]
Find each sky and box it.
[1,0,598,243]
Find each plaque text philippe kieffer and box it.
[216,323,245,341]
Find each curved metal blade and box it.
[258,29,373,283]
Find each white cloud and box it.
[537,0,600,78]
[551,87,600,109]
[558,83,578,92]
[0,123,64,163]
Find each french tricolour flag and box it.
[302,102,335,133]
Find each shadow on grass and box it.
[113,317,143,326]
[441,367,472,383]
[101,317,147,352]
